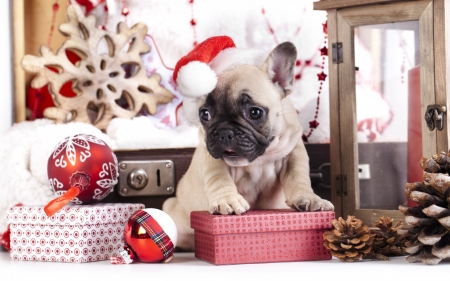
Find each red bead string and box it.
[399,34,406,84]
[189,0,198,47]
[261,8,279,45]
[122,0,129,17]
[401,54,405,84]
[47,0,60,47]
[98,4,109,30]
[302,20,328,143]
[261,7,305,46]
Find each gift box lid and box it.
[6,203,144,227]
[190,209,334,235]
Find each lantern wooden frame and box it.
[314,0,450,225]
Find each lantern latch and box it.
[332,42,343,64]
[425,104,446,131]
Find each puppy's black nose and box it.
[218,129,235,144]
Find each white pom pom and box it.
[176,61,217,98]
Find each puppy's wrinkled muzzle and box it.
[218,129,235,146]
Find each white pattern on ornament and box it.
[93,188,112,201]
[49,178,64,189]
[52,134,104,166]
[97,162,118,189]
[55,155,68,168]
[21,4,174,130]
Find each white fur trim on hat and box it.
[209,48,268,76]
[176,61,218,98]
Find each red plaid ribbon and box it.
[131,210,175,262]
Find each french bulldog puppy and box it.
[163,42,334,250]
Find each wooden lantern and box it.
[314,0,449,225]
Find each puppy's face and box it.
[199,66,278,166]
[197,42,297,167]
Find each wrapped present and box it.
[6,203,144,263]
[190,209,334,265]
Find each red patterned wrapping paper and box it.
[191,209,334,265]
[6,203,144,263]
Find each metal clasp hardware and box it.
[332,42,343,64]
[118,160,175,197]
[335,174,347,196]
[425,104,446,131]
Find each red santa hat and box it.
[173,36,235,98]
[173,36,267,98]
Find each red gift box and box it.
[190,209,334,265]
[6,203,144,263]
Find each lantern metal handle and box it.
[425,104,446,131]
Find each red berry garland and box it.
[189,0,198,47]
[302,20,328,143]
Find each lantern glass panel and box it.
[354,21,420,210]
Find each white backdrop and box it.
[0,0,12,135]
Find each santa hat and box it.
[173,36,267,98]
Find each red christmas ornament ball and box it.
[47,134,118,205]
[122,208,177,263]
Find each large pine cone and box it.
[400,151,450,265]
[323,216,374,262]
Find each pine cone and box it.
[400,151,450,265]
[364,217,407,260]
[323,216,374,262]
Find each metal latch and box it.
[118,160,175,197]
[332,42,343,64]
[425,104,446,131]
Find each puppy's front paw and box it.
[209,194,250,215]
[286,193,334,212]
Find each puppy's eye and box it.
[249,107,263,119]
[200,109,211,121]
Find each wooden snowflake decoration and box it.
[22,4,174,130]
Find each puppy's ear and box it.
[261,42,297,96]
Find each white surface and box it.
[0,0,12,135]
[0,250,448,281]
